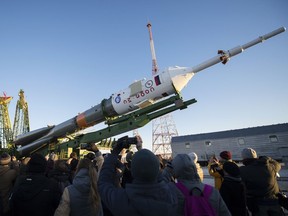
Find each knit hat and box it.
[27,153,47,173]
[172,154,200,181]
[241,148,257,159]
[188,152,198,163]
[131,149,160,184]
[223,161,240,177]
[0,152,11,165]
[220,151,232,160]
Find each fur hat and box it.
[131,149,160,183]
[241,148,257,159]
[223,162,240,177]
[220,151,232,160]
[0,152,11,165]
[27,153,47,173]
[188,152,198,163]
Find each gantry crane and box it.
[0,93,13,148]
[13,89,30,140]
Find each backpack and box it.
[176,182,216,216]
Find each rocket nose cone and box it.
[171,72,195,92]
[167,66,195,92]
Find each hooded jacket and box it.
[172,154,231,216]
[54,168,103,216]
[10,173,61,216]
[98,152,178,216]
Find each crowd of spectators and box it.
[0,136,287,216]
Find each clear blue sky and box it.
[1,1,287,150]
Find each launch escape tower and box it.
[0,93,13,148]
[147,22,178,158]
[13,89,30,140]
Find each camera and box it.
[117,136,138,149]
[80,143,92,150]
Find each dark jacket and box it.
[10,173,61,216]
[220,176,248,216]
[48,168,71,193]
[240,156,281,201]
[0,164,18,214]
[98,154,178,216]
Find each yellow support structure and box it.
[0,93,13,148]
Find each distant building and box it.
[171,123,288,164]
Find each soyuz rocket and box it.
[15,27,286,156]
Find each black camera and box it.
[117,136,138,149]
[80,143,91,150]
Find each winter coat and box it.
[54,168,103,216]
[240,156,283,215]
[220,176,248,216]
[0,164,18,214]
[10,173,61,216]
[169,154,231,216]
[98,154,178,216]
[208,162,224,190]
[240,156,281,200]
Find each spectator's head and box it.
[220,151,232,161]
[49,152,58,161]
[131,149,160,184]
[70,158,79,171]
[241,148,257,160]
[70,152,77,159]
[85,152,96,161]
[172,154,200,181]
[223,161,240,178]
[188,152,198,163]
[0,152,11,165]
[27,153,47,173]
[54,159,69,172]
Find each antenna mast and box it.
[147,22,159,75]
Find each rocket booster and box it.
[16,27,286,156]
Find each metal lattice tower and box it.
[152,113,178,159]
[0,93,13,148]
[13,89,30,140]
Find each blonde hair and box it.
[75,158,101,211]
